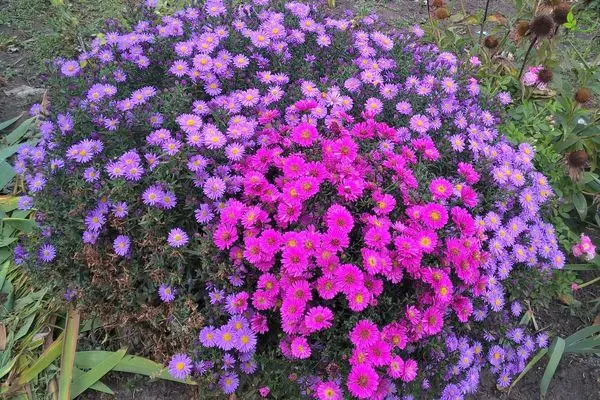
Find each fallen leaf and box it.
[0,324,6,351]
[593,314,600,326]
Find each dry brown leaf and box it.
[0,324,6,351]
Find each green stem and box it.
[578,276,600,290]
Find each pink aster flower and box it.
[290,336,311,359]
[316,381,342,400]
[347,364,379,399]
[304,306,333,332]
[350,319,379,349]
[291,122,319,147]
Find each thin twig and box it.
[518,36,537,80]
[479,0,492,46]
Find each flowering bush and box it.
[15,0,566,398]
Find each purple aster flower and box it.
[497,370,512,388]
[440,384,463,400]
[142,186,162,206]
[219,372,239,394]
[203,176,226,200]
[38,244,56,262]
[222,353,236,370]
[60,60,80,76]
[167,228,188,247]
[199,326,217,347]
[209,288,225,304]
[85,210,105,232]
[488,345,505,367]
[83,167,100,183]
[510,301,523,317]
[112,202,128,218]
[537,333,549,348]
[240,360,257,374]
[113,235,130,256]
[158,284,176,302]
[235,328,257,353]
[17,196,33,210]
[168,354,192,380]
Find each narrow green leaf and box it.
[0,114,23,131]
[572,192,587,220]
[509,348,548,393]
[75,352,196,384]
[565,325,600,347]
[0,162,16,191]
[70,349,126,398]
[0,143,23,164]
[0,355,18,380]
[0,196,19,213]
[18,333,64,385]
[14,314,36,341]
[5,117,35,146]
[73,367,114,394]
[564,264,598,271]
[0,260,9,292]
[58,309,80,400]
[2,218,37,233]
[541,337,565,398]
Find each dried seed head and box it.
[432,0,445,7]
[537,67,553,83]
[567,150,588,169]
[553,3,571,25]
[530,14,555,38]
[434,7,450,20]
[516,20,530,36]
[574,88,592,104]
[484,35,499,49]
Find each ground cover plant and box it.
[2,0,599,399]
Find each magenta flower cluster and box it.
[16,0,565,398]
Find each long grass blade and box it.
[565,325,600,347]
[540,337,565,399]
[75,351,196,384]
[0,114,23,131]
[73,368,114,395]
[70,349,125,398]
[17,333,64,385]
[58,309,80,400]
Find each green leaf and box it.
[0,162,16,190]
[18,333,64,385]
[564,264,598,271]
[58,309,80,400]
[75,352,196,385]
[4,117,35,146]
[572,192,587,220]
[73,367,114,394]
[70,349,126,398]
[0,196,19,213]
[2,218,37,233]
[0,355,18,380]
[0,261,9,292]
[0,143,23,164]
[565,325,600,347]
[509,348,548,393]
[541,337,565,398]
[0,114,23,131]
[14,314,36,341]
